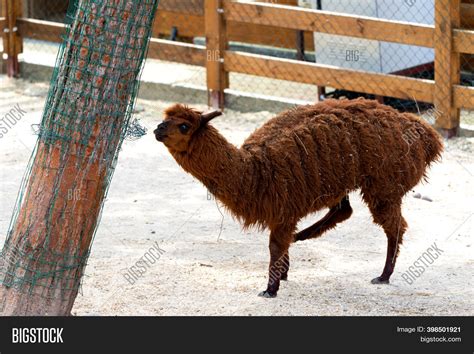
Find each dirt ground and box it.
[0,77,473,316]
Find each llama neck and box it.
[171,126,247,201]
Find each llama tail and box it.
[422,123,444,167]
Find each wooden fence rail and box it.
[1,0,473,137]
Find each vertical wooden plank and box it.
[0,0,5,74]
[434,0,461,137]
[5,0,12,76]
[14,0,22,65]
[205,0,228,109]
[296,30,305,61]
[314,0,325,101]
[3,0,22,77]
[460,3,474,73]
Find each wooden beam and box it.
[454,85,474,109]
[228,21,315,51]
[22,12,202,44]
[18,12,317,53]
[224,51,434,103]
[17,19,207,66]
[222,0,434,48]
[205,0,228,109]
[261,0,298,5]
[3,0,22,77]
[17,18,65,42]
[154,11,204,38]
[461,3,474,28]
[434,0,461,133]
[148,38,206,66]
[0,4,5,74]
[158,0,204,15]
[453,29,474,54]
[154,10,316,51]
[460,1,474,69]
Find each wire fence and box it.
[2,0,474,125]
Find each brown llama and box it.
[154,98,443,298]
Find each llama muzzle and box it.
[154,122,168,142]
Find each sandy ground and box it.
[0,77,473,316]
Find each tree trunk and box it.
[0,0,159,315]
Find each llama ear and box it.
[200,110,222,126]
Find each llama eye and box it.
[179,124,190,134]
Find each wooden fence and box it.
[0,0,473,136]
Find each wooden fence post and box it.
[434,0,461,138]
[2,0,22,77]
[205,0,228,109]
[0,1,4,74]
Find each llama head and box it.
[154,104,222,152]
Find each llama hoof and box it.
[258,290,277,298]
[371,277,390,284]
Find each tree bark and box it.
[0,0,158,315]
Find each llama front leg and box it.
[259,225,294,298]
[280,252,289,281]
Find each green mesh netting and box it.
[0,0,159,305]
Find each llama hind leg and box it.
[259,225,294,298]
[295,195,352,242]
[366,199,407,284]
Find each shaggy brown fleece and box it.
[154,98,443,297]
